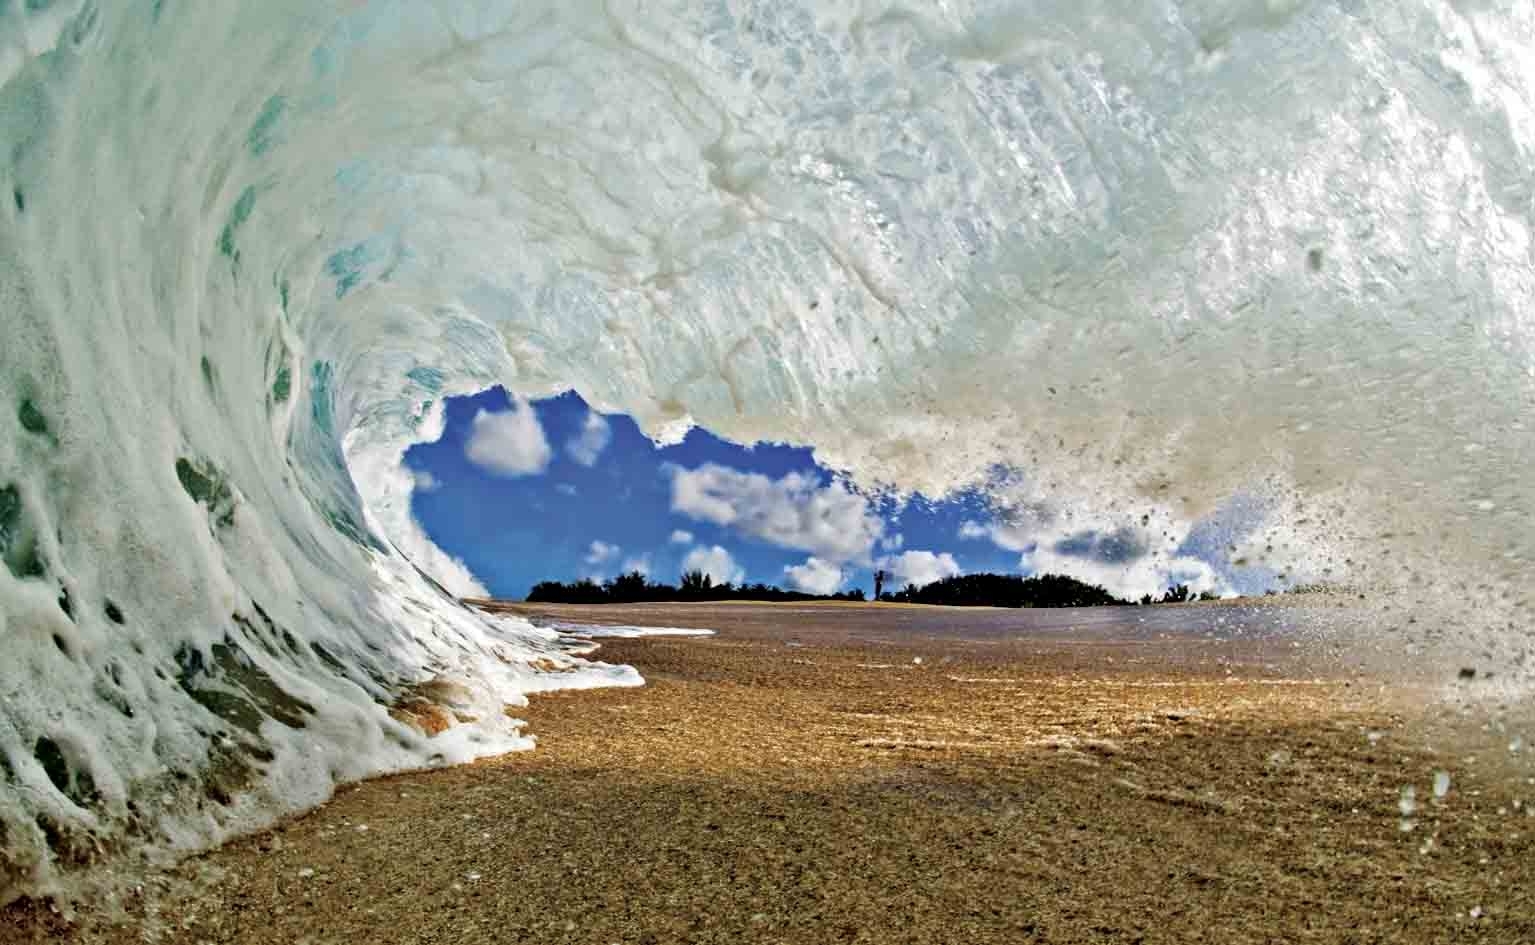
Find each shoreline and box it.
[7,602,1532,943]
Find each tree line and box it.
[1137,583,1222,605]
[527,570,868,604]
[878,572,1127,608]
[526,569,1218,607]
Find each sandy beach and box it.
[6,601,1532,943]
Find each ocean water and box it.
[1,0,1533,901]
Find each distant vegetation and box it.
[1137,583,1222,606]
[525,569,1220,608]
[879,572,1128,608]
[527,570,867,605]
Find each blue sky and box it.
[405,388,1278,600]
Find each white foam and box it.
[541,622,717,640]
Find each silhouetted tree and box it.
[528,577,606,604]
[873,569,888,601]
[1160,584,1193,604]
[679,570,713,597]
[880,572,1129,608]
[605,571,650,603]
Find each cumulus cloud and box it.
[669,464,883,563]
[411,468,441,493]
[997,511,1220,600]
[958,518,1031,551]
[783,556,845,595]
[620,554,651,576]
[879,533,905,552]
[465,401,551,477]
[1052,526,1148,564]
[669,529,694,545]
[585,540,620,565]
[681,545,744,586]
[955,494,1227,599]
[879,550,962,590]
[958,520,989,540]
[962,478,1247,599]
[566,410,612,467]
[1023,541,1218,602]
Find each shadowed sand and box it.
[6,601,1533,943]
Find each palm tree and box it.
[606,571,649,602]
[679,570,713,597]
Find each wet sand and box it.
[6,601,1533,943]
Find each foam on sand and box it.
[541,622,718,640]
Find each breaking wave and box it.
[2,0,1533,900]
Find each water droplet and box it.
[1433,770,1452,799]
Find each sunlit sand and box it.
[9,602,1530,944]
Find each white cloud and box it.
[620,554,652,576]
[958,518,1031,551]
[1022,543,1218,602]
[465,401,551,477]
[585,540,620,565]
[968,503,1225,601]
[973,483,1234,599]
[411,468,441,493]
[963,511,1224,600]
[669,463,883,563]
[556,483,578,496]
[783,556,845,595]
[879,550,962,590]
[879,533,905,552]
[669,529,694,545]
[681,545,744,586]
[566,410,612,467]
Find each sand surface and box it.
[5,601,1532,943]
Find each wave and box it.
[1,0,1532,900]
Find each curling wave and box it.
[1,0,1533,900]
